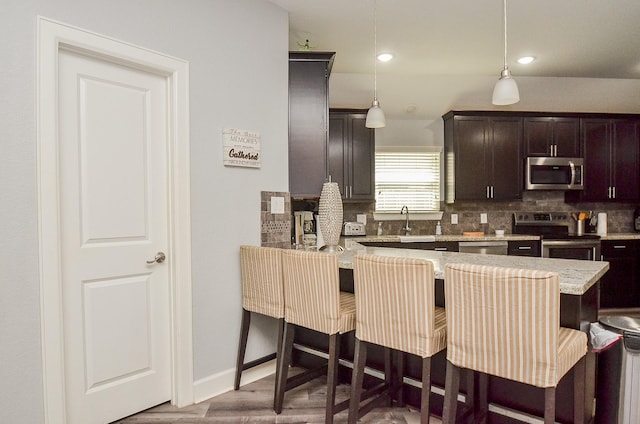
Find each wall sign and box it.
[223,128,261,168]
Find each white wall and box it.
[374,118,444,149]
[0,1,288,422]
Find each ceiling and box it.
[270,0,640,120]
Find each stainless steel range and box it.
[512,212,601,261]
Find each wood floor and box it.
[114,367,438,423]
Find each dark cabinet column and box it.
[288,52,335,198]
[328,109,375,201]
[611,120,640,201]
[328,114,347,193]
[491,117,524,200]
[581,119,611,202]
[350,114,375,200]
[450,116,489,201]
[572,118,640,202]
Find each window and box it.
[375,149,441,212]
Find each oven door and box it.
[542,239,601,261]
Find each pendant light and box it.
[492,0,520,105]
[366,0,386,128]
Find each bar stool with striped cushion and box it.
[234,245,284,411]
[442,263,588,424]
[348,254,446,424]
[275,249,356,424]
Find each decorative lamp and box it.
[492,0,520,105]
[318,181,343,252]
[366,0,386,128]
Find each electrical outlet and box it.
[451,213,458,225]
[356,214,367,224]
[480,213,488,224]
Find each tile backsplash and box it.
[340,191,639,236]
[261,191,291,248]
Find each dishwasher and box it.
[458,241,508,255]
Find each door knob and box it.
[146,252,166,264]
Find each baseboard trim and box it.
[193,359,276,404]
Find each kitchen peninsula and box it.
[293,241,609,423]
[339,241,607,295]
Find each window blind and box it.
[375,151,441,212]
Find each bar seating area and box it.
[234,244,605,423]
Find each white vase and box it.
[318,182,343,252]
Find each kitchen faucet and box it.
[400,205,411,235]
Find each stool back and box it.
[445,263,564,388]
[239,245,284,319]
[282,250,342,335]
[353,254,444,358]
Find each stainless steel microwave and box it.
[525,157,584,190]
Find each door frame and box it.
[36,16,193,423]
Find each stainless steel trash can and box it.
[596,316,640,424]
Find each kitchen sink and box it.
[399,235,436,243]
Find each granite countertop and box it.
[350,233,640,242]
[600,232,640,240]
[348,234,539,243]
[334,241,609,296]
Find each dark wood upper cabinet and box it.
[328,109,375,201]
[566,118,640,202]
[523,117,580,157]
[444,112,523,202]
[288,52,335,198]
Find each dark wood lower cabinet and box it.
[293,272,598,423]
[507,240,541,257]
[600,240,640,309]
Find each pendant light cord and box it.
[503,0,508,70]
[373,0,378,100]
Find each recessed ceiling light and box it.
[517,56,535,65]
[377,53,393,62]
[405,105,417,114]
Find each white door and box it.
[58,47,171,424]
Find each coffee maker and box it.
[293,211,316,247]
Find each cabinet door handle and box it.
[518,246,532,250]
[434,247,448,251]
[491,186,494,199]
[613,245,627,249]
[486,186,490,199]
[607,187,612,198]
[613,186,616,199]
